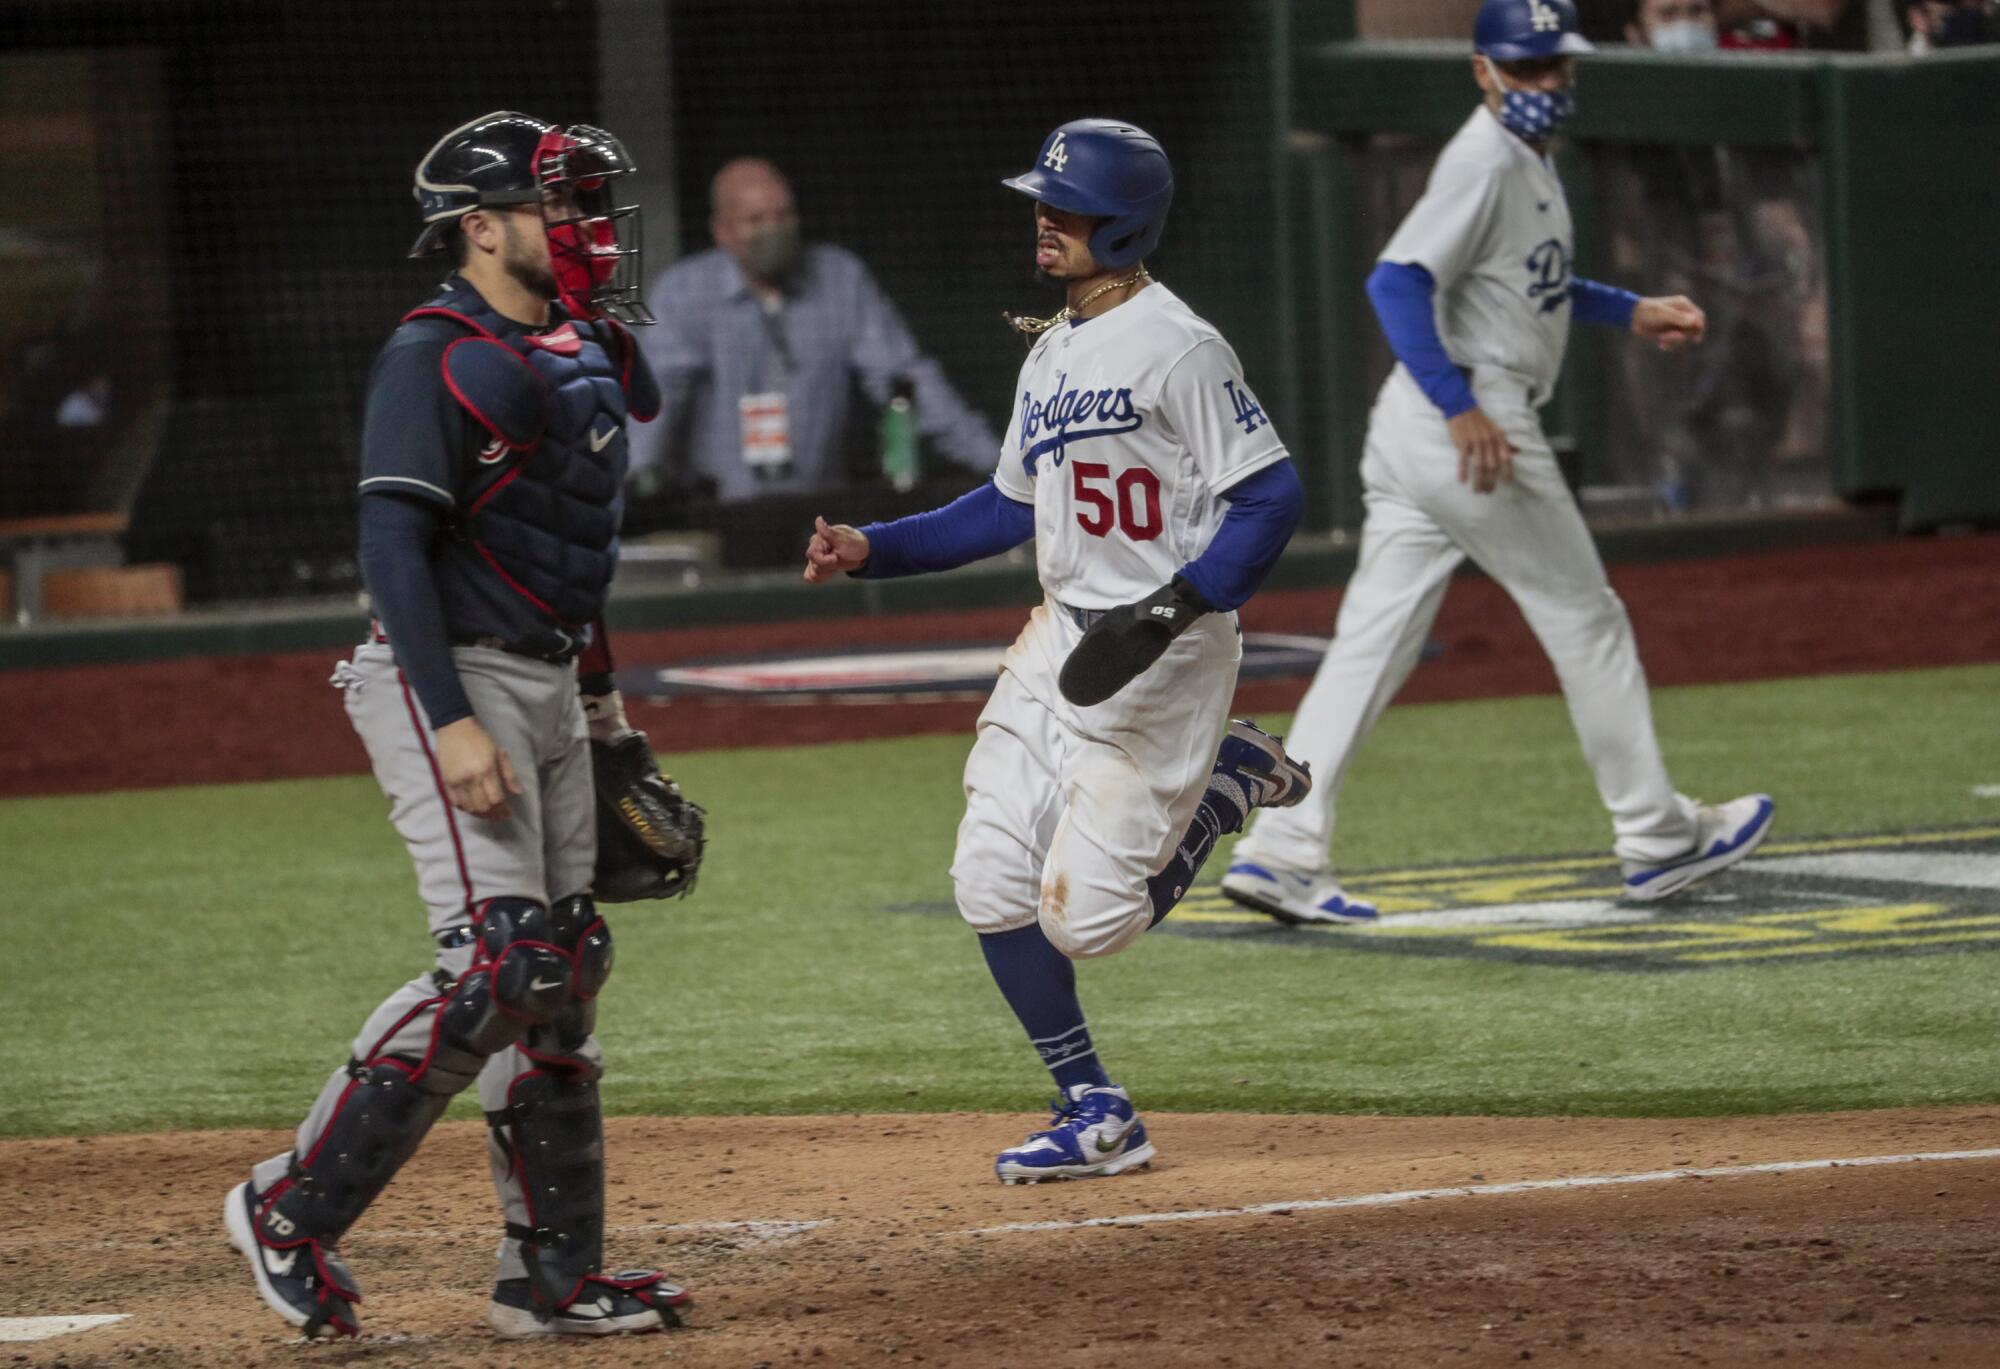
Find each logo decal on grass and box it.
[1162,826,2000,971]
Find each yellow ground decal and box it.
[1159,826,2000,971]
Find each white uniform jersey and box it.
[993,283,1288,611]
[1378,105,1574,406]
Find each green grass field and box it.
[9,663,1999,1140]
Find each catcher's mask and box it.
[409,110,654,326]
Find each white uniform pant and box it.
[1237,366,1697,875]
[951,599,1241,959]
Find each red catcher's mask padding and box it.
[534,127,653,326]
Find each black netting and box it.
[0,0,1277,601]
[2,0,601,605]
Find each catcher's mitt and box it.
[590,731,706,902]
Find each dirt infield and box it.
[5,1108,1998,1366]
[6,530,2000,799]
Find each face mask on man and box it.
[1485,58,1576,141]
[742,222,803,281]
[1649,19,1719,51]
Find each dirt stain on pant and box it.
[1044,872,1070,927]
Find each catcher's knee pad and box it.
[549,893,614,1000]
[474,896,581,1026]
[424,966,536,1096]
[491,1071,609,1310]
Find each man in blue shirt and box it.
[628,157,1000,504]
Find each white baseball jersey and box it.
[993,283,1288,611]
[1378,104,1575,407]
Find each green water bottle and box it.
[881,377,919,493]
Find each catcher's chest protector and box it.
[404,280,661,627]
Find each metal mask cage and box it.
[537,124,653,325]
[551,202,653,325]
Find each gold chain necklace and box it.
[1004,268,1152,336]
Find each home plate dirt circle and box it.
[5,1108,1998,1367]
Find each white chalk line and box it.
[9,1146,2000,1272]
[0,1315,129,1343]
[963,1147,2000,1235]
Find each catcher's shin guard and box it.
[252,897,578,1272]
[257,968,524,1236]
[488,1055,688,1333]
[493,1065,613,1310]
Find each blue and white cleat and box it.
[996,1083,1157,1185]
[1220,861,1379,926]
[1621,794,1775,902]
[1214,719,1313,810]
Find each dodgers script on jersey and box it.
[1378,105,1574,406]
[994,284,1288,611]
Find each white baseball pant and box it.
[951,599,1241,958]
[1236,365,1698,876]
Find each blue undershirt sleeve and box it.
[1570,277,1641,330]
[358,491,473,730]
[1366,262,1479,420]
[853,481,1035,579]
[1176,459,1304,613]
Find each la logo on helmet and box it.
[1529,0,1562,32]
[1044,132,1069,173]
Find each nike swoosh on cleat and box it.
[1094,1118,1138,1154]
[263,1247,300,1278]
[530,976,566,992]
[590,426,617,452]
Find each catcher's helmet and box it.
[1473,0,1595,60]
[1002,119,1173,271]
[409,110,653,325]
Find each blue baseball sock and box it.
[1146,773,1251,926]
[978,924,1111,1094]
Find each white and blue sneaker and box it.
[1214,719,1313,809]
[1621,794,1775,901]
[1220,861,1380,926]
[995,1083,1157,1185]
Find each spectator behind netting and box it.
[1596,0,1833,511]
[1715,0,1866,45]
[627,157,1000,505]
[1903,0,1999,48]
[1582,0,1866,44]
[1624,0,1724,47]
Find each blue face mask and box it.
[1496,85,1575,141]
[1485,57,1576,142]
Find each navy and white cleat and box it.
[1214,719,1313,810]
[996,1083,1157,1185]
[486,1271,690,1338]
[1220,861,1379,926]
[1621,794,1775,902]
[223,1180,362,1339]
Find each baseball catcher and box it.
[223,111,702,1342]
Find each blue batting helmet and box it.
[1474,0,1595,60]
[1002,119,1174,271]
